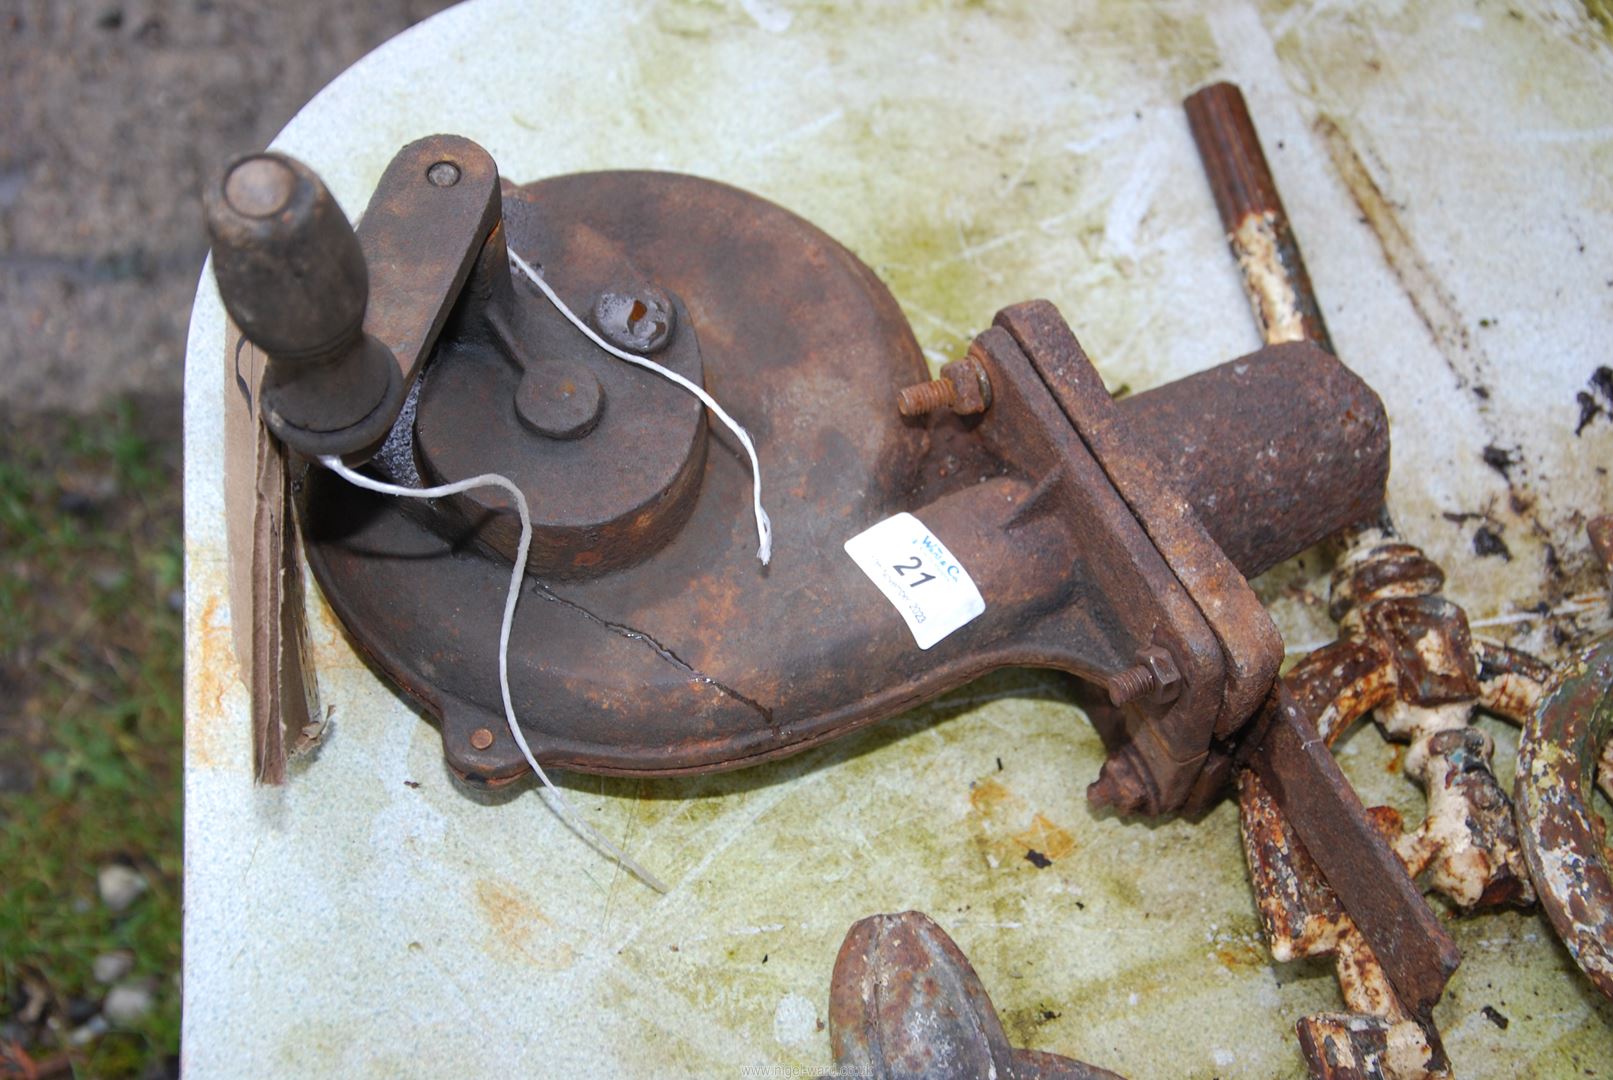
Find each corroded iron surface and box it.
[826,911,1124,1080]
[1185,80,1572,1075]
[1324,539,1537,915]
[1240,531,1559,1075]
[1241,771,1452,1080]
[1245,679,1461,1019]
[1184,81,1334,352]
[291,141,1388,806]
[1515,634,1613,1001]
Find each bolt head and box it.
[469,727,495,751]
[1136,645,1182,704]
[941,353,993,415]
[591,286,677,354]
[427,160,461,187]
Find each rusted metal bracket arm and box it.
[1185,79,1473,1027]
[966,310,1385,815]
[354,135,502,395]
[1238,528,1561,1075]
[1240,770,1452,1079]
[1247,684,1461,1015]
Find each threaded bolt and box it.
[897,352,993,418]
[1107,645,1182,707]
[1107,665,1156,706]
[898,378,957,417]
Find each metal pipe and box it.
[1184,81,1335,353]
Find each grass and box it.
[0,398,183,1078]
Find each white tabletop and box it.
[182,2,1613,1075]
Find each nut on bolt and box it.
[897,348,994,418]
[1108,645,1182,707]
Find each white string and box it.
[319,454,668,893]
[507,247,773,565]
[1466,593,1607,629]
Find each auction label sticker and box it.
[843,512,985,650]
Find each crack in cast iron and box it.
[531,581,776,727]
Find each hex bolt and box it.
[1107,645,1182,707]
[897,350,993,418]
[591,285,677,354]
[469,727,495,751]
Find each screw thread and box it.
[1107,664,1157,707]
[897,378,956,417]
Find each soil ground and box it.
[1,4,454,1074]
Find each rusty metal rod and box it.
[1184,81,1335,353]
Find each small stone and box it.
[56,470,118,514]
[92,567,129,592]
[66,995,100,1024]
[16,979,49,1025]
[57,491,98,517]
[103,980,155,1025]
[1472,525,1511,561]
[93,950,135,984]
[97,864,148,912]
[69,1014,110,1047]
